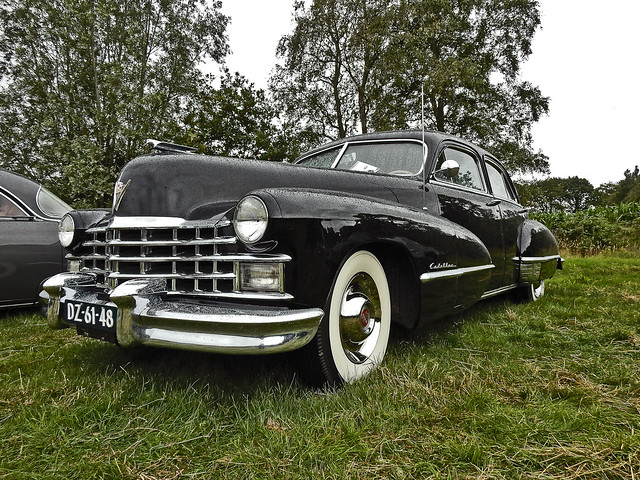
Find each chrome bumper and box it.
[42,273,324,354]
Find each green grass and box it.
[1,256,639,479]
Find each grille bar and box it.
[109,272,236,281]
[108,238,236,247]
[109,254,291,263]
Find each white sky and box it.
[220,0,640,187]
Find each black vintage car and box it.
[43,131,561,386]
[1,169,71,309]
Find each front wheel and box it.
[300,250,391,387]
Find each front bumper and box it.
[43,273,324,354]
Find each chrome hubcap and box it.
[532,280,545,299]
[338,273,381,364]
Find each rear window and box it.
[0,192,27,217]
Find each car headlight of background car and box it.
[58,213,77,248]
[233,195,268,244]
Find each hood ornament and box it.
[112,179,131,211]
[146,139,197,155]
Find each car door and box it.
[483,156,528,289]
[0,191,63,305]
[430,142,506,295]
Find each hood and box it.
[113,154,400,220]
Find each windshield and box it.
[37,186,72,218]
[297,141,424,176]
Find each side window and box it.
[434,147,484,191]
[0,192,27,217]
[486,161,517,201]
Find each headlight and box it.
[58,213,76,248]
[233,195,268,244]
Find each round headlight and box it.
[233,195,268,244]
[58,213,76,248]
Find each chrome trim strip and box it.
[481,284,518,300]
[108,216,233,230]
[513,255,562,263]
[420,264,495,283]
[109,216,186,229]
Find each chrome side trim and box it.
[481,284,518,300]
[420,264,495,283]
[513,254,562,263]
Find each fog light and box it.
[68,259,82,272]
[238,263,283,293]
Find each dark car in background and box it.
[43,131,562,386]
[1,169,71,309]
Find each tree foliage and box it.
[592,165,640,205]
[272,0,549,175]
[271,0,394,145]
[517,176,594,213]
[177,70,307,162]
[0,0,229,207]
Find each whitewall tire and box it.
[310,250,392,386]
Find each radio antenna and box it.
[421,83,427,209]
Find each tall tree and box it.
[271,0,394,144]
[0,0,229,207]
[272,0,549,175]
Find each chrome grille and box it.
[72,219,290,298]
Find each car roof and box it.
[296,130,486,161]
[0,168,48,216]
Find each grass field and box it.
[1,256,639,479]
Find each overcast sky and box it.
[219,0,640,187]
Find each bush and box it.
[532,203,640,255]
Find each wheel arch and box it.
[363,242,421,330]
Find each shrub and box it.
[531,203,640,255]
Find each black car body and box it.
[1,169,71,308]
[43,131,562,385]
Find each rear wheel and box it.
[300,250,391,387]
[517,280,545,302]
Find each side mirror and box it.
[433,160,460,179]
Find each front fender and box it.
[248,188,493,327]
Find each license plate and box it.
[64,300,117,332]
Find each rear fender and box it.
[516,219,562,283]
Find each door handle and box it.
[486,200,501,207]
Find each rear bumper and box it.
[514,254,564,283]
[42,273,324,354]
